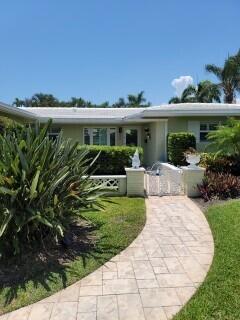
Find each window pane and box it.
[93,128,107,145]
[200,123,207,131]
[200,132,208,141]
[110,128,116,146]
[209,123,217,130]
[84,128,90,145]
[126,129,138,146]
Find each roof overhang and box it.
[0,101,37,121]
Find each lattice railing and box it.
[89,175,127,195]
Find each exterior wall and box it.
[143,121,167,166]
[168,116,230,151]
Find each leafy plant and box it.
[77,145,143,175]
[200,152,240,176]
[198,172,240,201]
[168,132,196,166]
[207,118,240,159]
[0,121,103,258]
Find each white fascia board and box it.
[0,102,37,120]
[142,110,240,117]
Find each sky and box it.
[0,0,239,106]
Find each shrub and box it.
[77,145,143,175]
[168,132,196,166]
[200,153,240,176]
[198,172,240,201]
[0,121,103,258]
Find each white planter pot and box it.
[186,154,200,168]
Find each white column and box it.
[181,166,206,197]
[125,167,145,197]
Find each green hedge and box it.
[78,145,143,175]
[168,132,196,166]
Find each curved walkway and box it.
[1,196,214,320]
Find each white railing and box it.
[90,175,127,195]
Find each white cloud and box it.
[171,76,194,97]
[236,98,240,104]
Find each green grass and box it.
[0,197,146,315]
[174,200,240,320]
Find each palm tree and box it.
[13,98,25,108]
[205,49,240,103]
[127,91,151,107]
[169,81,221,104]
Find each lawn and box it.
[174,199,240,320]
[0,197,146,315]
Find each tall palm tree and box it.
[205,49,240,103]
[169,80,221,104]
[127,91,150,107]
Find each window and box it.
[48,127,61,141]
[125,129,138,146]
[200,122,218,141]
[84,128,116,146]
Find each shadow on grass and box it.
[0,222,121,307]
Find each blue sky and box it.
[0,0,239,105]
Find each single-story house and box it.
[1,101,240,166]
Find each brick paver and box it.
[0,196,214,320]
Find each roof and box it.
[0,101,37,120]
[1,102,240,124]
[140,103,240,118]
[19,107,146,123]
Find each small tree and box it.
[207,118,240,158]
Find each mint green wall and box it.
[168,116,229,152]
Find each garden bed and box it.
[0,197,146,315]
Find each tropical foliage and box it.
[207,118,240,158]
[169,80,221,104]
[198,172,240,201]
[206,49,240,103]
[0,121,103,258]
[13,91,150,108]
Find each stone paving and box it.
[0,196,214,320]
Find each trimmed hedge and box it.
[78,145,143,175]
[168,132,196,166]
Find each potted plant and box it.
[184,147,201,168]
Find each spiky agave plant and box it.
[0,120,104,258]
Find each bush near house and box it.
[200,153,240,176]
[0,121,103,258]
[78,145,143,175]
[198,172,240,201]
[167,132,196,166]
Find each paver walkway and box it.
[1,196,214,320]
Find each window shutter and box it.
[188,121,200,143]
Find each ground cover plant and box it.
[174,200,240,320]
[0,197,146,314]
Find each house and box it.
[1,101,240,166]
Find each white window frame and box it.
[83,127,117,146]
[123,127,141,146]
[199,122,219,142]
